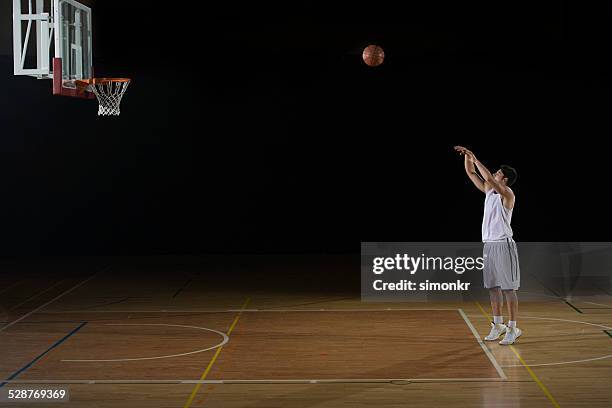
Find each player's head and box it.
[494,165,517,186]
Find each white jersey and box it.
[482,188,514,242]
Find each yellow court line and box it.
[183,297,251,408]
[473,299,489,318]
[509,345,561,408]
[474,300,561,408]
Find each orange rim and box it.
[75,78,131,88]
[87,78,130,84]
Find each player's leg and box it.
[499,290,521,345]
[504,289,518,322]
[490,286,503,317]
[483,242,507,340]
[482,242,506,341]
[499,239,521,345]
[485,287,507,340]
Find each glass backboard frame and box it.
[12,0,94,98]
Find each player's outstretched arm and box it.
[470,155,513,204]
[454,146,485,193]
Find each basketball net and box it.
[89,79,131,116]
[76,78,131,116]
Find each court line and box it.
[9,280,65,311]
[0,280,25,295]
[580,307,612,310]
[592,284,612,297]
[0,377,511,385]
[257,297,359,310]
[172,276,195,299]
[62,324,229,362]
[474,301,561,408]
[583,301,612,307]
[0,322,87,388]
[78,296,131,311]
[0,274,97,333]
[527,272,562,297]
[183,297,250,408]
[564,300,583,314]
[516,290,562,299]
[39,308,457,314]
[508,347,560,408]
[516,292,612,306]
[527,271,582,315]
[502,354,612,368]
[458,309,507,379]
[517,315,612,331]
[467,312,612,367]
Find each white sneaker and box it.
[499,327,522,345]
[484,323,507,341]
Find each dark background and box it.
[1,1,611,256]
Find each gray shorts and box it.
[483,239,520,290]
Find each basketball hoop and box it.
[76,78,131,116]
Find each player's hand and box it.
[454,145,468,154]
[454,146,476,162]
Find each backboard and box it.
[12,0,93,98]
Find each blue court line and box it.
[0,322,88,388]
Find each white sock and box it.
[508,320,516,328]
[493,316,503,324]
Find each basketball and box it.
[362,45,385,67]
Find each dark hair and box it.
[500,165,517,187]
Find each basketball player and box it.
[454,146,521,345]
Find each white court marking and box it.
[0,274,97,332]
[518,291,563,299]
[517,291,612,305]
[54,309,507,380]
[520,315,612,330]
[468,313,612,368]
[0,280,25,295]
[9,280,64,311]
[502,354,612,368]
[458,309,507,379]
[24,307,612,370]
[583,301,612,307]
[40,308,457,314]
[0,377,509,385]
[62,324,229,362]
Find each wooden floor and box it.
[1,256,611,407]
